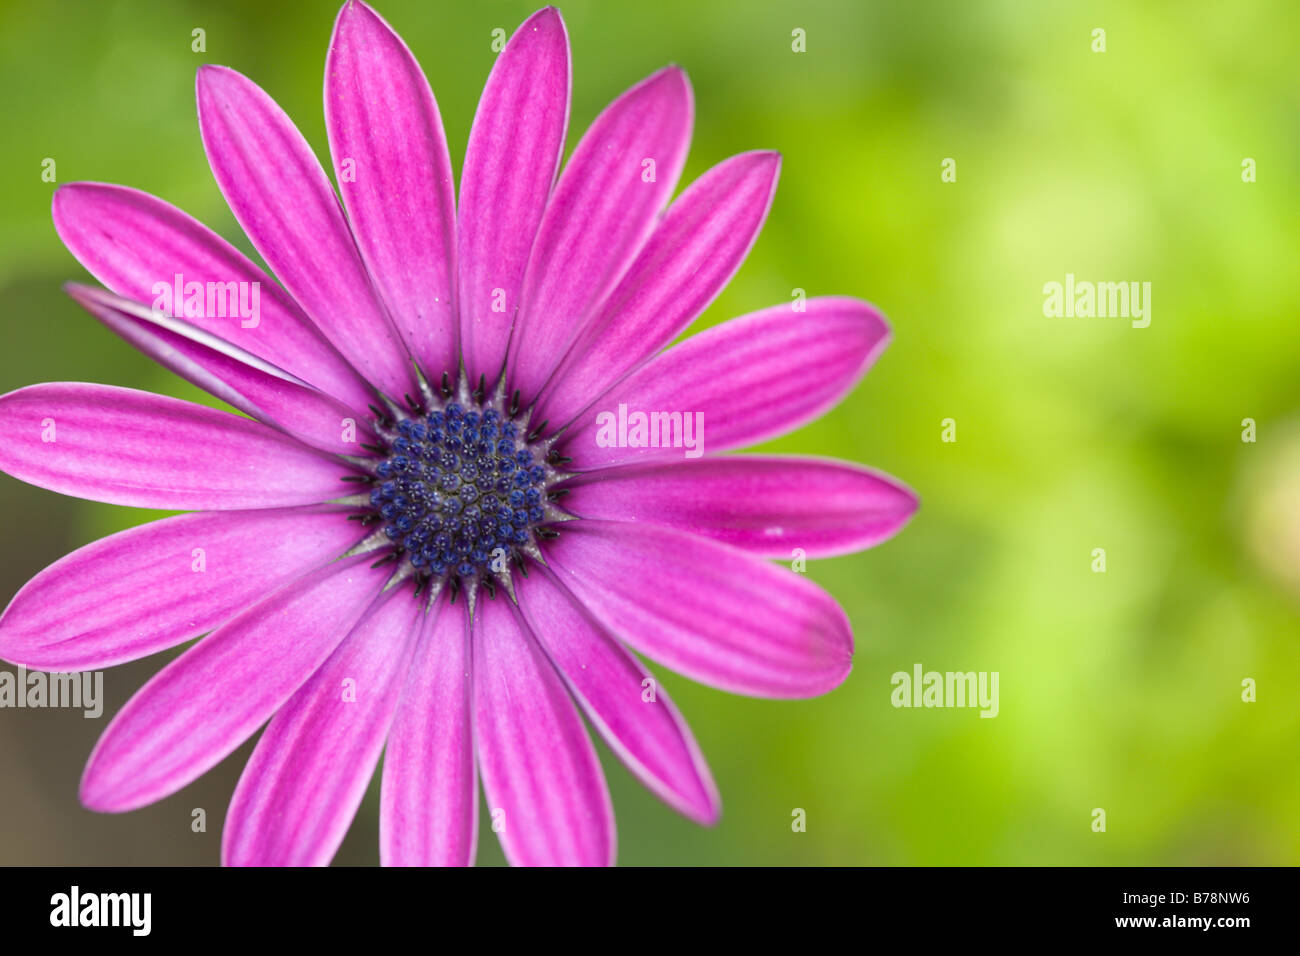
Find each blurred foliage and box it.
[0,0,1298,865]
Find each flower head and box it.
[0,1,916,865]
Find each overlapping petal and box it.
[516,568,719,823]
[80,557,390,813]
[223,583,424,866]
[67,285,373,456]
[535,150,780,428]
[51,182,375,413]
[559,297,890,468]
[0,507,365,672]
[196,64,417,399]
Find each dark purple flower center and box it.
[367,400,551,581]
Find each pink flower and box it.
[0,2,916,866]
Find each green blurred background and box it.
[1,0,1298,865]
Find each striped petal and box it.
[196,64,417,400]
[80,557,390,812]
[325,0,458,380]
[535,150,780,429]
[473,592,615,866]
[516,567,719,824]
[0,383,349,509]
[457,7,570,388]
[560,297,890,469]
[380,594,476,867]
[505,65,693,404]
[562,455,917,558]
[223,582,424,866]
[545,520,853,698]
[0,507,364,671]
[51,182,374,413]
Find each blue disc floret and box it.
[365,399,554,582]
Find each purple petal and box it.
[325,1,458,381]
[505,65,694,404]
[51,183,374,413]
[0,383,349,509]
[380,595,476,867]
[535,151,781,429]
[67,285,374,456]
[562,455,918,558]
[223,583,424,866]
[473,592,615,866]
[457,7,570,388]
[560,297,890,468]
[546,520,853,698]
[80,557,391,812]
[0,506,365,672]
[196,65,417,400]
[516,567,719,824]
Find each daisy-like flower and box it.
[0,2,916,866]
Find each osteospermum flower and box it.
[0,1,916,866]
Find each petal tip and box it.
[61,280,95,305]
[528,6,564,27]
[335,0,380,31]
[840,298,892,352]
[77,767,118,814]
[685,787,723,827]
[518,5,567,43]
[49,180,97,222]
[78,740,130,813]
[194,62,242,98]
[50,181,126,243]
[749,149,783,193]
[660,62,691,89]
[50,184,69,222]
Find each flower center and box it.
[366,399,552,582]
